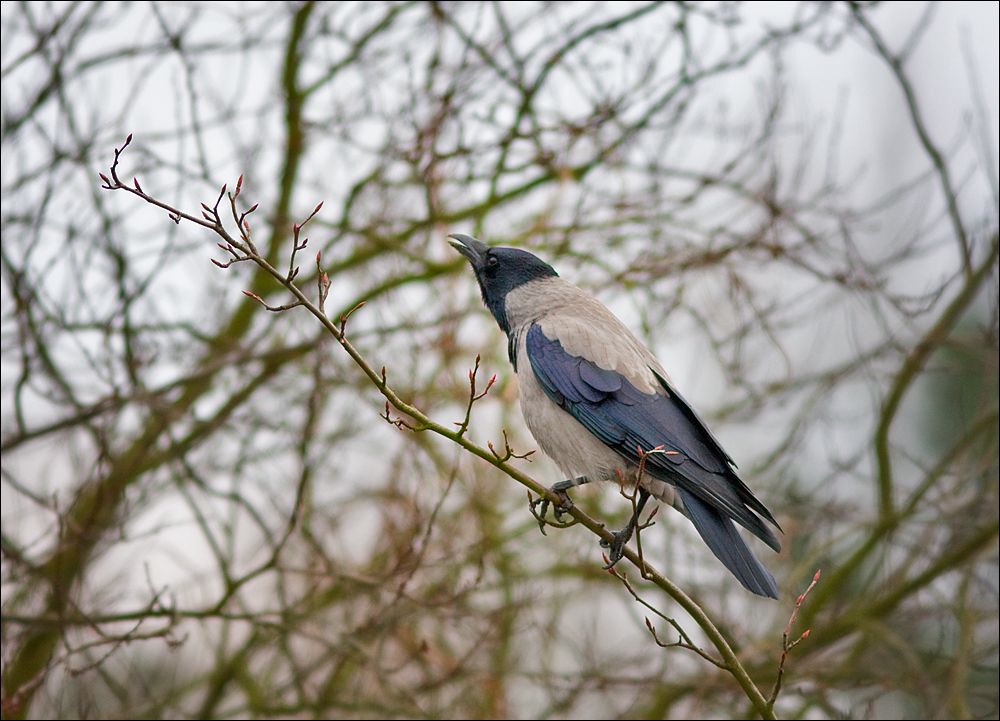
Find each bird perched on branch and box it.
[450,234,781,598]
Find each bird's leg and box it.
[601,487,650,569]
[549,476,589,518]
[534,476,589,525]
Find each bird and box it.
[449,233,781,598]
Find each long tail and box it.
[677,488,779,599]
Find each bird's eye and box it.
[486,255,499,268]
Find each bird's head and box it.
[449,234,557,334]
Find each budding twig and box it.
[767,569,821,711]
[613,444,665,575]
[316,251,331,314]
[381,400,429,432]
[607,564,726,668]
[339,301,365,335]
[284,203,321,283]
[242,290,304,313]
[487,429,534,463]
[454,355,497,438]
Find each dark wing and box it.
[649,367,780,531]
[526,323,780,597]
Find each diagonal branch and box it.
[98,139,781,720]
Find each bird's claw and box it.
[531,485,575,535]
[600,524,635,569]
[549,486,574,520]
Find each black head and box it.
[449,234,557,334]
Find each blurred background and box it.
[2,2,997,718]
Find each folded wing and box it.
[525,323,780,597]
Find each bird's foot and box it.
[600,487,650,569]
[600,522,635,569]
[530,478,585,535]
[547,479,577,520]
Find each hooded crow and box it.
[450,234,781,598]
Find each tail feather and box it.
[677,488,779,599]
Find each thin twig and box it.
[768,569,821,711]
[608,564,726,669]
[454,355,497,438]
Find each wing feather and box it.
[525,323,780,553]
